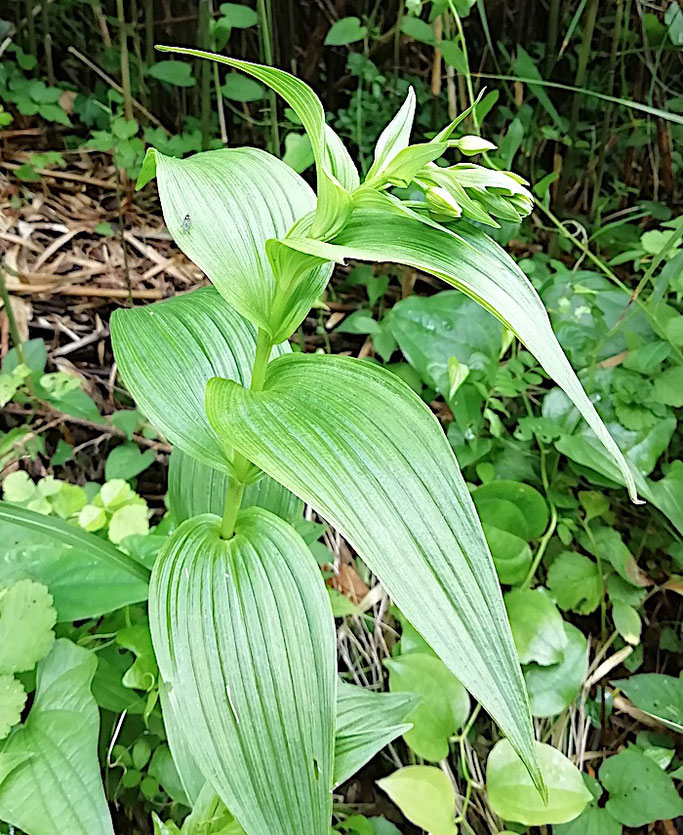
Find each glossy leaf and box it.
[385,653,469,761]
[149,509,336,834]
[156,47,358,239]
[505,587,568,666]
[111,287,288,474]
[334,683,417,786]
[377,766,458,835]
[0,640,114,835]
[280,209,638,501]
[612,673,682,732]
[487,739,592,826]
[206,353,541,789]
[524,623,588,717]
[167,448,303,525]
[599,746,683,826]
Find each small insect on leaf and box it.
[182,213,191,231]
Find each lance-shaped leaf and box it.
[157,47,358,240]
[279,210,637,500]
[168,448,303,525]
[206,354,542,791]
[137,147,332,335]
[111,287,288,474]
[149,509,336,834]
[0,640,114,835]
[334,683,417,787]
[366,86,417,181]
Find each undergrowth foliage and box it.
[109,53,638,833]
[1,11,682,832]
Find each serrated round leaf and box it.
[206,353,541,788]
[0,674,26,739]
[385,653,469,761]
[524,623,588,717]
[0,579,56,674]
[149,510,336,834]
[111,286,288,474]
[487,739,592,825]
[547,551,602,614]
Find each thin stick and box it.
[256,0,280,154]
[198,0,212,150]
[67,47,171,134]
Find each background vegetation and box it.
[0,0,681,833]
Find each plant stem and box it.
[522,504,558,588]
[198,0,212,150]
[116,0,134,122]
[220,328,273,539]
[256,0,280,155]
[447,0,479,134]
[0,266,32,396]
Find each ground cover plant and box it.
[0,2,682,834]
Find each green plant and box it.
[100,51,641,832]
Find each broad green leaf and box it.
[0,640,114,835]
[0,500,148,582]
[473,481,549,539]
[0,517,148,620]
[149,509,336,834]
[147,60,196,87]
[280,210,638,501]
[377,766,457,835]
[524,623,588,717]
[487,739,592,826]
[547,551,602,614]
[324,16,367,45]
[553,804,622,835]
[389,290,502,395]
[219,2,258,27]
[482,525,532,585]
[334,682,417,787]
[400,16,437,45]
[505,588,568,666]
[206,353,541,790]
[135,148,331,336]
[612,673,683,732]
[599,746,683,826]
[221,74,264,101]
[105,442,155,481]
[158,683,205,805]
[385,653,469,761]
[0,579,55,673]
[156,47,358,239]
[612,600,641,646]
[167,448,303,526]
[111,287,288,475]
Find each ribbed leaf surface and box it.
[167,449,303,525]
[282,209,637,500]
[110,287,287,474]
[334,683,417,786]
[149,509,336,835]
[157,47,358,239]
[206,354,541,789]
[151,147,330,331]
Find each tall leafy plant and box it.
[110,51,637,834]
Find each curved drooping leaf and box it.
[280,209,638,501]
[139,146,333,335]
[0,500,148,583]
[111,287,288,474]
[168,448,303,525]
[206,354,541,790]
[334,682,417,787]
[149,509,336,834]
[156,47,358,239]
[0,640,114,835]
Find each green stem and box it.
[220,328,273,539]
[522,504,558,588]
[116,0,134,122]
[256,0,280,155]
[447,0,479,134]
[198,0,212,150]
